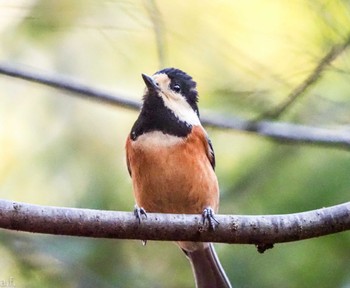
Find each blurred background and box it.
[0,1,350,287]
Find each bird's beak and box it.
[142,73,159,91]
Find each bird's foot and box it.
[134,205,147,224]
[133,205,148,245]
[201,207,219,230]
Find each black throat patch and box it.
[130,90,192,140]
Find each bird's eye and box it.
[173,84,181,93]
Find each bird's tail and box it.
[183,243,232,288]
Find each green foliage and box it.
[0,1,350,287]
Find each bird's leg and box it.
[133,204,147,224]
[201,207,219,230]
[133,205,148,245]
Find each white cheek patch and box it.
[161,92,200,126]
[152,73,200,126]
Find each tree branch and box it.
[0,199,349,251]
[260,33,350,119]
[1,63,350,149]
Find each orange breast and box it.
[126,126,219,214]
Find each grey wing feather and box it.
[207,136,216,170]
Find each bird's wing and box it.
[125,136,132,177]
[206,136,216,170]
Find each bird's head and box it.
[141,68,200,126]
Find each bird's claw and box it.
[133,205,148,246]
[202,207,219,230]
[134,205,147,224]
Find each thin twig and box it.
[0,199,349,248]
[260,33,350,119]
[0,63,141,109]
[144,0,167,68]
[202,114,350,149]
[1,63,350,149]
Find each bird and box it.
[125,68,232,288]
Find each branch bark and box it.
[0,199,349,250]
[1,63,350,150]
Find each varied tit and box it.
[126,68,231,288]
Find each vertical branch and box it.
[144,0,167,68]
